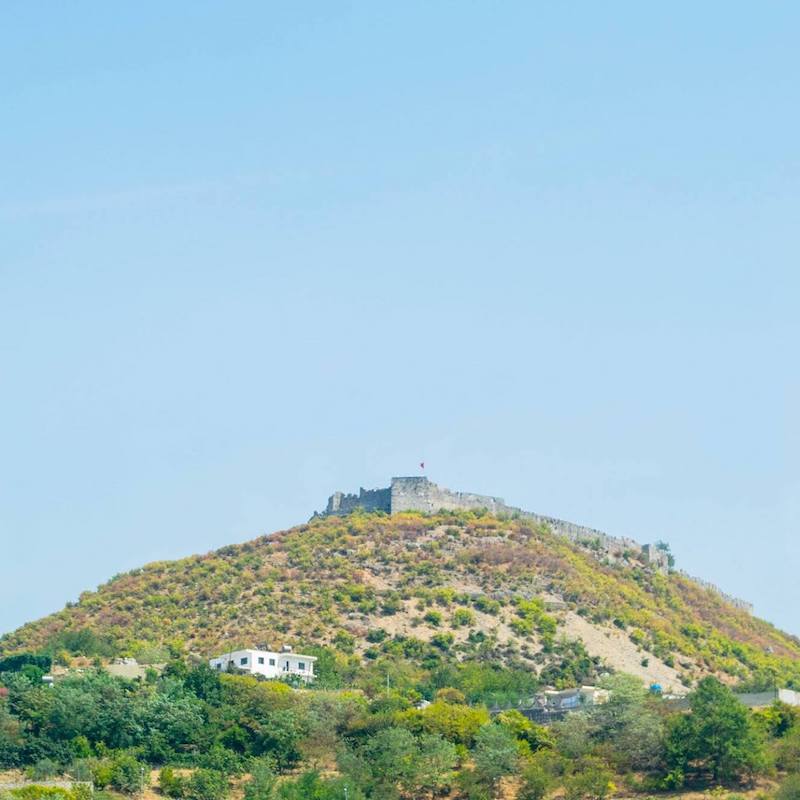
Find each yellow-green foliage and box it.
[396,699,491,744]
[2,511,798,687]
[5,789,91,800]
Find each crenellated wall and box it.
[678,571,755,613]
[315,476,747,609]
[325,486,391,515]
[390,476,512,515]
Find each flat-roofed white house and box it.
[208,646,316,682]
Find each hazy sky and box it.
[2,3,798,639]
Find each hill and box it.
[2,509,799,693]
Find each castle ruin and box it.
[318,476,671,571]
[316,476,753,612]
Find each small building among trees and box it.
[208,645,316,682]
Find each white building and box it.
[208,645,316,682]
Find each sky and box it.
[1,2,798,639]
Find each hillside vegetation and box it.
[2,510,798,693]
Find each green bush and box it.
[472,596,501,615]
[472,724,520,788]
[451,608,475,627]
[185,770,228,800]
[332,631,355,653]
[564,758,615,800]
[242,759,276,800]
[518,761,552,800]
[777,775,800,800]
[28,759,58,781]
[109,754,148,794]
[275,771,364,800]
[424,610,443,627]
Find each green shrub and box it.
[159,768,185,799]
[28,759,58,781]
[424,610,443,627]
[185,770,228,800]
[472,596,501,615]
[243,759,276,800]
[777,775,800,800]
[109,754,148,794]
[452,608,475,627]
[332,631,355,653]
[518,761,552,800]
[275,771,364,800]
[431,633,454,651]
[472,723,520,789]
[8,790,73,800]
[564,758,614,800]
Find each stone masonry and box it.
[315,476,752,611]
[318,476,669,569]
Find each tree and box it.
[344,727,457,799]
[666,677,766,785]
[184,664,222,703]
[776,725,800,771]
[185,769,229,800]
[159,767,185,798]
[414,733,458,795]
[362,727,418,799]
[0,702,22,768]
[108,754,148,794]
[564,757,614,800]
[756,701,800,739]
[275,771,365,800]
[592,674,664,771]
[260,709,305,768]
[518,761,552,800]
[397,700,489,744]
[554,714,593,759]
[472,723,520,790]
[496,709,554,753]
[136,684,206,762]
[243,759,277,800]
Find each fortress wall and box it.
[519,512,666,566]
[317,477,738,586]
[389,477,513,515]
[325,486,391,515]
[679,571,754,613]
[387,478,673,572]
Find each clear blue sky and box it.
[1,2,798,639]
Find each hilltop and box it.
[2,506,798,693]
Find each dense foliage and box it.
[1,659,799,800]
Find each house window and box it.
[298,662,305,671]
[284,661,289,671]
[258,657,264,664]
[267,658,274,666]
[240,657,248,666]
[215,663,221,670]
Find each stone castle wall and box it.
[325,486,391,515]
[679,572,755,614]
[388,478,666,567]
[319,477,667,570]
[390,476,513,515]
[316,476,750,611]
